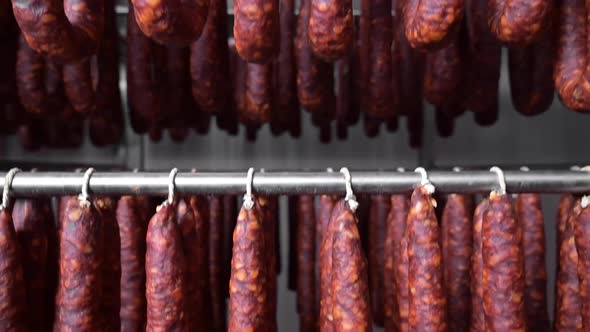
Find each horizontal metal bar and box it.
[0,170,588,197]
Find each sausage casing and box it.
[16,34,46,115]
[488,0,551,44]
[308,0,353,61]
[233,0,279,62]
[575,200,590,330]
[470,199,488,332]
[403,0,464,49]
[208,196,227,332]
[243,62,273,125]
[368,195,390,326]
[0,209,26,331]
[297,195,316,330]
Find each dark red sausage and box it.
[161,46,193,142]
[222,195,238,299]
[208,196,227,332]
[259,196,278,331]
[440,194,474,332]
[368,195,390,326]
[16,34,46,115]
[424,35,463,116]
[557,194,575,274]
[575,200,590,330]
[54,197,102,331]
[130,0,208,46]
[233,0,279,62]
[403,0,464,49]
[243,62,273,125]
[0,209,26,330]
[12,0,103,61]
[297,195,316,330]
[470,199,488,332]
[63,58,95,114]
[482,193,525,331]
[488,0,551,44]
[308,0,353,61]
[145,204,186,331]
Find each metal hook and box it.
[0,168,20,211]
[414,167,435,194]
[489,166,507,195]
[339,167,358,211]
[243,168,255,210]
[165,168,179,206]
[77,168,94,206]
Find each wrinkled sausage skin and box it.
[515,194,549,331]
[297,195,316,331]
[482,193,525,331]
[368,195,390,326]
[259,196,278,331]
[308,0,353,61]
[243,62,273,125]
[424,35,463,116]
[403,0,464,49]
[488,0,551,44]
[12,0,104,61]
[16,34,46,115]
[0,209,26,331]
[470,199,488,332]
[233,0,279,62]
[131,0,208,46]
[208,196,226,332]
[575,200,590,330]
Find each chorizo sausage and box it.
[316,193,336,310]
[435,109,455,138]
[188,196,213,316]
[515,194,549,331]
[93,196,121,331]
[308,0,353,61]
[288,196,299,292]
[424,35,463,116]
[383,194,410,332]
[190,0,230,114]
[131,0,208,46]
[297,195,316,330]
[16,34,46,115]
[222,195,238,299]
[229,199,268,332]
[162,46,193,141]
[407,186,446,331]
[12,198,49,331]
[557,194,575,274]
[483,193,525,331]
[403,0,464,49]
[55,196,102,331]
[258,196,278,330]
[508,25,554,116]
[556,199,582,331]
[42,198,58,329]
[470,199,488,332]
[208,196,227,332]
[146,203,186,331]
[488,0,551,44]
[554,0,590,112]
[368,195,390,326]
[575,199,590,330]
[117,196,147,332]
[243,62,273,125]
[62,58,94,114]
[441,194,474,332]
[233,0,279,62]
[12,0,103,61]
[0,208,26,330]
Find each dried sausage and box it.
[556,199,582,331]
[93,196,121,331]
[554,0,590,112]
[16,34,46,115]
[424,35,463,117]
[230,41,247,124]
[488,0,551,44]
[208,196,227,332]
[229,200,269,331]
[308,0,353,61]
[117,196,147,332]
[259,196,278,330]
[508,25,554,116]
[130,0,208,46]
[296,0,335,115]
[557,194,575,275]
[403,0,464,49]
[12,0,103,61]
[435,109,454,138]
[190,0,230,114]
[515,194,549,331]
[575,200,590,330]
[441,194,474,332]
[0,208,26,330]
[407,186,446,331]
[146,203,186,331]
[243,62,273,125]
[482,193,525,331]
[63,59,95,114]
[297,195,316,330]
[161,46,193,141]
[383,194,410,332]
[222,196,238,299]
[12,198,49,331]
[233,0,279,62]
[470,199,488,332]
[368,195,390,326]
[55,196,102,331]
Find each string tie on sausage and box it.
[489,166,506,196]
[339,167,358,212]
[414,167,435,194]
[243,167,255,210]
[77,168,94,207]
[580,166,590,208]
[0,168,20,211]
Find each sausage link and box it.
[229,200,269,331]
[16,34,46,115]
[297,195,316,331]
[162,46,193,140]
[515,194,549,331]
[288,196,299,292]
[315,194,335,317]
[63,58,95,114]
[424,35,462,114]
[259,196,278,331]
[296,0,335,115]
[470,199,488,332]
[42,198,58,329]
[233,0,279,62]
[407,186,446,331]
[557,194,575,274]
[403,0,464,49]
[146,204,186,331]
[12,0,103,61]
[117,196,147,332]
[383,194,410,332]
[508,24,554,116]
[12,198,49,331]
[483,193,525,331]
[208,196,227,332]
[0,209,26,331]
[130,0,207,46]
[575,200,590,330]
[488,0,551,44]
[368,195,390,326]
[190,0,230,114]
[556,199,582,331]
[55,197,102,331]
[434,109,455,137]
[222,196,238,299]
[554,0,590,112]
[308,0,353,61]
[243,62,273,125]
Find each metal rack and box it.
[1,169,589,196]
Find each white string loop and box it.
[0,168,20,211]
[243,168,255,210]
[339,167,358,211]
[489,166,507,195]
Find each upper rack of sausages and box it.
[0,166,586,330]
[0,0,580,148]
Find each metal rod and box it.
[0,170,588,196]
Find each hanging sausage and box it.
[16,34,46,115]
[403,0,464,49]
[470,199,488,332]
[308,0,353,61]
[222,196,238,299]
[575,198,590,330]
[243,62,273,125]
[209,195,227,332]
[488,0,551,44]
[297,195,316,331]
[233,0,279,62]
[62,59,95,114]
[368,195,390,326]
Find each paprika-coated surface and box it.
[16,34,46,115]
[488,0,551,44]
[308,0,353,61]
[403,0,464,49]
[368,195,390,326]
[470,199,488,332]
[297,195,316,331]
[243,62,273,125]
[0,209,26,331]
[233,0,279,62]
[575,200,590,330]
